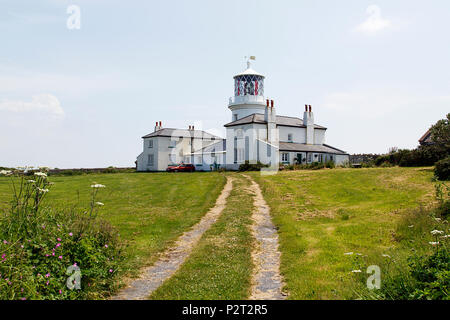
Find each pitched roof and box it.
[142,128,222,140]
[279,142,348,155]
[224,113,327,129]
[419,129,433,145]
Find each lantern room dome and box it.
[233,67,265,79]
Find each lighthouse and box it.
[228,58,266,122]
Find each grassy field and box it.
[250,167,436,299]
[150,174,254,299]
[0,172,227,282]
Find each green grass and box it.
[0,172,227,282]
[250,167,435,299]
[150,174,254,299]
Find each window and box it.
[234,114,238,121]
[211,148,215,158]
[147,154,154,166]
[148,139,153,148]
[282,153,289,163]
[287,134,293,143]
[307,153,312,163]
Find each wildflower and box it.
[355,253,362,256]
[56,243,61,248]
[59,290,62,294]
[46,281,49,286]
[109,269,113,273]
[58,256,62,260]
[96,202,104,206]
[344,252,353,255]
[351,270,362,273]
[45,273,50,278]
[382,254,391,258]
[34,172,47,177]
[20,245,24,248]
[91,184,106,188]
[434,218,441,222]
[27,180,35,183]
[73,263,77,267]
[45,254,49,257]
[3,240,7,244]
[431,230,444,235]
[69,232,73,237]
[37,188,49,193]
[408,225,414,228]
[429,242,440,246]
[105,244,108,248]
[57,238,61,242]
[20,298,26,301]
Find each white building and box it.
[136,61,349,171]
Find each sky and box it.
[0,0,449,168]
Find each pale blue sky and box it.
[0,0,449,168]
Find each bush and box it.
[0,169,124,300]
[238,161,269,172]
[435,157,450,181]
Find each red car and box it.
[166,163,196,172]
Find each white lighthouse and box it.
[228,58,266,122]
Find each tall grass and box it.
[0,169,124,300]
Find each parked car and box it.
[166,163,196,172]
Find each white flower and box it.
[440,235,449,239]
[429,242,440,246]
[408,225,414,228]
[95,202,104,206]
[37,188,49,193]
[351,270,362,273]
[431,230,444,235]
[344,252,354,255]
[382,254,391,258]
[434,218,441,222]
[0,170,12,176]
[27,180,36,183]
[91,184,106,188]
[355,253,363,256]
[34,172,47,178]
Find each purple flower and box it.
[69,232,73,237]
[59,290,62,294]
[58,256,62,260]
[109,269,113,273]
[57,238,61,242]
[104,244,108,248]
[45,273,50,278]
[3,240,7,244]
[56,243,61,248]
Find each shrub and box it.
[238,161,269,172]
[435,157,450,181]
[0,169,124,300]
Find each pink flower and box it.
[52,252,55,256]
[56,243,61,248]
[59,290,62,294]
[73,263,77,267]
[104,244,108,248]
[45,254,49,257]
[57,238,61,242]
[109,269,113,273]
[3,240,7,244]
[45,273,50,278]
[46,281,49,286]
[69,233,73,237]
[58,256,62,260]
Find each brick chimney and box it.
[154,121,162,132]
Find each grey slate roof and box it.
[224,113,327,129]
[142,128,222,140]
[279,142,348,155]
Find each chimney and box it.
[303,105,314,144]
[155,121,161,132]
[159,121,162,128]
[266,99,269,107]
[271,100,274,108]
[189,125,191,130]
[192,126,194,130]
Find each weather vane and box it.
[244,55,256,68]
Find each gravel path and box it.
[243,175,286,300]
[111,176,233,300]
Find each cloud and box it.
[0,94,64,117]
[355,5,391,34]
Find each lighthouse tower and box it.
[228,58,266,121]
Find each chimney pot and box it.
[271,100,274,108]
[266,99,269,107]
[305,104,308,112]
[159,121,162,127]
[309,105,312,112]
